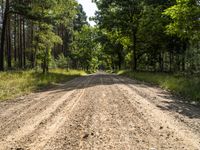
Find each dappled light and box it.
[0,0,199,149]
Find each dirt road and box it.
[0,73,200,150]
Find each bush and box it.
[56,54,70,69]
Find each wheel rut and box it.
[0,73,199,150]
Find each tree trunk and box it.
[6,13,12,69]
[31,22,35,68]
[132,30,137,71]
[61,25,64,54]
[182,41,187,72]
[159,50,164,72]
[23,18,26,68]
[0,0,9,71]
[19,15,23,68]
[169,50,173,72]
[42,48,49,74]
[14,14,17,63]
[117,51,122,70]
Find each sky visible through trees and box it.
[0,2,200,149]
[77,0,98,26]
[0,0,199,73]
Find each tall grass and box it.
[118,70,200,102]
[0,69,86,101]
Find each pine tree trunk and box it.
[19,15,23,68]
[14,14,17,63]
[23,18,26,68]
[0,0,9,71]
[31,22,35,68]
[6,13,12,69]
[159,50,164,72]
[132,30,137,71]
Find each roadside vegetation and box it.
[0,0,199,102]
[0,69,86,101]
[93,0,200,102]
[118,70,200,102]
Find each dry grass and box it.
[118,70,200,102]
[0,69,86,101]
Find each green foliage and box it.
[1,0,199,78]
[118,70,200,102]
[71,25,100,71]
[0,69,86,101]
[94,0,167,70]
[163,0,200,40]
[74,4,89,31]
[95,0,142,44]
[34,23,62,73]
[94,0,200,73]
[56,54,70,69]
[9,0,79,72]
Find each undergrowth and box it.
[118,70,200,102]
[0,69,86,101]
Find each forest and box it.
[0,0,199,72]
[0,0,90,73]
[0,0,200,100]
[0,1,200,149]
[94,0,200,73]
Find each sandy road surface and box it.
[0,73,200,150]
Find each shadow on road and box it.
[4,73,200,119]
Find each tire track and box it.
[0,77,81,127]
[0,77,79,118]
[0,76,92,150]
[82,74,138,149]
[116,75,200,136]
[43,75,100,150]
[22,75,93,150]
[112,75,200,149]
[0,73,199,150]
[0,77,85,141]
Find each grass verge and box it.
[117,70,200,102]
[0,69,86,101]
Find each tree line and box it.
[0,0,199,74]
[0,0,94,73]
[93,0,200,73]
